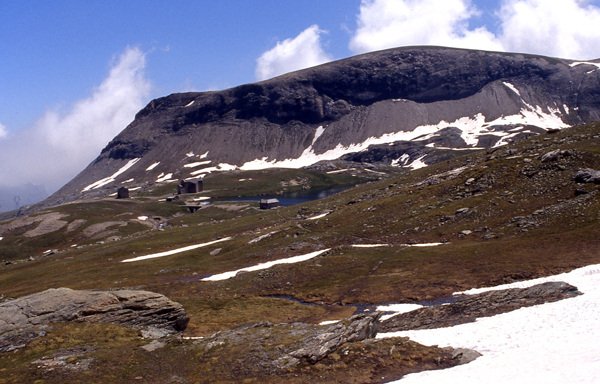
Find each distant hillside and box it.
[49,46,600,205]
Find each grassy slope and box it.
[1,123,599,382]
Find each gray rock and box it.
[288,312,381,363]
[540,149,572,163]
[31,345,95,372]
[452,348,483,365]
[140,339,166,352]
[574,168,600,184]
[456,207,469,215]
[381,281,580,332]
[0,329,47,352]
[0,288,189,336]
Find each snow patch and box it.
[189,163,237,176]
[146,162,160,171]
[199,151,209,159]
[121,178,134,183]
[184,161,211,168]
[502,82,521,97]
[184,100,195,107]
[82,158,140,192]
[248,230,279,244]
[121,237,231,263]
[352,244,389,248]
[137,216,148,221]
[378,303,424,321]
[326,168,351,174]
[156,173,173,182]
[319,320,341,325]
[381,262,600,384]
[311,126,325,146]
[570,61,600,69]
[201,249,330,281]
[391,153,411,167]
[172,107,569,178]
[408,156,428,170]
[186,152,195,158]
[307,212,329,220]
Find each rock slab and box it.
[381,281,580,332]
[0,288,189,335]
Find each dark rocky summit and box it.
[50,46,600,201]
[380,281,581,332]
[0,288,188,351]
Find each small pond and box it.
[217,184,356,206]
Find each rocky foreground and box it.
[0,281,581,383]
[0,288,189,352]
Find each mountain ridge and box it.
[49,46,600,204]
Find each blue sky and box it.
[2,0,600,196]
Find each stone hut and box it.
[116,187,129,199]
[177,178,204,194]
[259,198,279,209]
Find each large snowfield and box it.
[379,263,600,383]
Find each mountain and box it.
[3,46,600,383]
[48,46,600,204]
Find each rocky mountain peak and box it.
[49,46,600,203]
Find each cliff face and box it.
[53,46,600,199]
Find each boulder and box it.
[288,312,381,364]
[0,288,189,336]
[574,168,600,184]
[380,281,580,332]
[540,149,572,163]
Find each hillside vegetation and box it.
[1,123,599,382]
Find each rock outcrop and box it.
[286,312,381,364]
[575,168,600,184]
[198,313,381,370]
[380,281,580,332]
[0,288,189,350]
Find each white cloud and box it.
[256,25,333,81]
[498,0,600,59]
[0,122,7,139]
[0,46,151,192]
[349,0,503,54]
[349,0,600,60]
